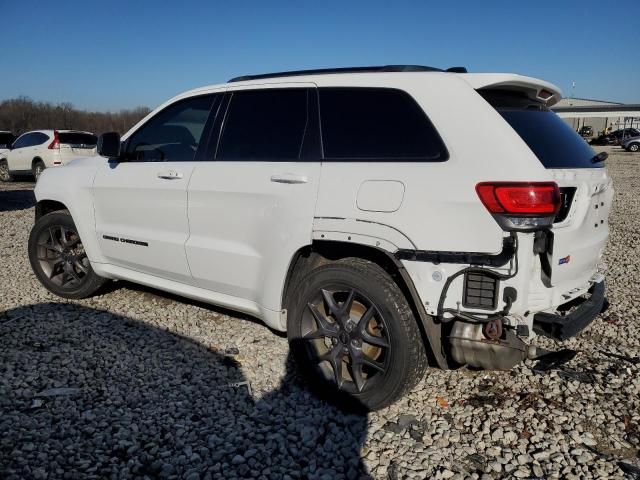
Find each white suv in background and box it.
[29,66,612,410]
[0,129,97,181]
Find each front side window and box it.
[217,89,308,161]
[319,88,448,161]
[12,133,33,149]
[125,95,215,162]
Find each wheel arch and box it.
[32,156,44,169]
[282,240,449,369]
[35,199,68,220]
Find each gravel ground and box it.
[1,148,639,480]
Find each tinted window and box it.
[217,89,308,160]
[31,132,50,146]
[319,88,447,161]
[499,110,601,169]
[0,133,14,147]
[12,133,33,149]
[59,132,97,147]
[125,95,215,162]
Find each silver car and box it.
[621,135,640,152]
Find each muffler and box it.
[449,319,537,370]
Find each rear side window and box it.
[32,132,50,146]
[217,89,308,161]
[59,132,97,147]
[481,90,601,169]
[319,88,447,161]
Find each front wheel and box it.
[629,143,640,152]
[287,257,428,411]
[28,211,107,299]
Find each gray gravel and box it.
[1,147,639,479]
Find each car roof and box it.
[123,68,562,140]
[177,70,561,103]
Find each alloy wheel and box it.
[301,287,390,393]
[35,225,89,288]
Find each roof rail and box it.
[228,65,467,83]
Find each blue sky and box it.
[1,0,638,111]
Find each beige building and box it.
[552,97,640,136]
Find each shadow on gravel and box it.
[0,303,369,479]
[0,189,36,212]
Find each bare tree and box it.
[0,97,151,135]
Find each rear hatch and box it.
[58,132,97,159]
[482,89,612,288]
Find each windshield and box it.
[499,109,601,169]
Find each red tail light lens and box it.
[476,182,561,215]
[48,130,60,150]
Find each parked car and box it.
[578,126,593,137]
[621,135,640,152]
[590,128,640,145]
[0,131,15,151]
[29,65,611,410]
[0,130,97,181]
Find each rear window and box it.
[0,133,14,147]
[58,132,97,147]
[319,88,448,161]
[481,90,600,169]
[499,110,601,169]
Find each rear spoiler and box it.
[459,73,562,107]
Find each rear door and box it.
[495,104,612,287]
[93,94,219,283]
[186,85,321,310]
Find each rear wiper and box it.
[591,151,608,164]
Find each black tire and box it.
[32,160,45,180]
[0,159,13,182]
[629,143,640,153]
[287,257,428,411]
[28,211,107,299]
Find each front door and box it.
[186,86,321,311]
[8,133,33,171]
[93,94,219,283]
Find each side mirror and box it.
[97,132,122,159]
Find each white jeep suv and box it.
[0,129,97,181]
[29,66,612,410]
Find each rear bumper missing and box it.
[533,281,607,341]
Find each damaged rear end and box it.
[416,77,612,370]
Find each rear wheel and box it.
[33,160,45,180]
[287,257,428,411]
[0,160,13,182]
[629,143,640,152]
[28,211,107,299]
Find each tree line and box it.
[0,97,151,136]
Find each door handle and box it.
[270,173,308,184]
[157,170,183,180]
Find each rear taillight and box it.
[48,130,60,150]
[476,182,561,231]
